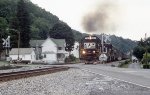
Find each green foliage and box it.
[143,64,150,69]
[65,54,76,63]
[0,65,22,70]
[141,53,150,64]
[9,17,19,48]
[0,0,137,54]
[118,60,130,68]
[133,46,145,60]
[0,0,59,40]
[110,35,137,53]
[72,30,83,42]
[49,22,75,52]
[133,37,150,61]
[26,1,59,39]
[33,17,50,39]
[17,0,31,48]
[0,17,8,53]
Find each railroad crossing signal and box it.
[2,36,10,48]
[103,34,111,43]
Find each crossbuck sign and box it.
[2,36,10,48]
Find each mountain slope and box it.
[0,0,59,39]
[0,0,137,53]
[110,35,137,53]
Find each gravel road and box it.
[0,67,150,95]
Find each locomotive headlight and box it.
[82,50,86,54]
[93,50,96,53]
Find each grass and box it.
[0,60,9,66]
[118,60,131,68]
[0,61,23,70]
[0,65,22,70]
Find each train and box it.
[79,35,128,64]
[79,35,101,64]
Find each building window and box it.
[58,47,62,50]
[104,47,107,53]
[44,54,46,58]
[76,45,79,50]
[57,53,65,59]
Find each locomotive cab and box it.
[79,35,101,64]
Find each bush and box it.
[143,64,150,69]
[141,53,150,64]
[65,54,76,63]
[118,60,131,68]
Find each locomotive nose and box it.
[82,50,86,54]
[93,50,96,53]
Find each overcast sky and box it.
[31,0,150,41]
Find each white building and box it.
[30,38,69,64]
[9,48,36,63]
[71,41,79,58]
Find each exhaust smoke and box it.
[82,0,120,33]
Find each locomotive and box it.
[79,34,128,64]
[79,35,101,64]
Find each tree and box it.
[33,17,50,39]
[9,17,19,48]
[142,53,150,64]
[133,46,145,60]
[49,21,75,53]
[72,29,83,42]
[138,38,145,47]
[17,0,31,48]
[0,17,8,57]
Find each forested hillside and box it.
[0,0,137,53]
[110,35,137,53]
[0,0,59,39]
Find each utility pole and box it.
[101,33,104,54]
[18,31,20,61]
[145,33,148,65]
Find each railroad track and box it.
[0,66,69,82]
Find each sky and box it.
[31,0,150,41]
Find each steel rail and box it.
[0,66,69,82]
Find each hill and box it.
[0,0,59,39]
[110,35,137,53]
[0,0,137,53]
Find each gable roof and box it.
[9,48,34,55]
[30,38,66,47]
[50,38,65,47]
[30,40,45,47]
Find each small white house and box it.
[30,37,69,64]
[9,48,36,63]
[71,41,79,58]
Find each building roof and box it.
[9,48,34,55]
[30,40,45,47]
[42,51,55,54]
[30,38,66,47]
[50,38,65,47]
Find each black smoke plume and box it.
[82,0,120,33]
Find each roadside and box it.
[128,62,141,69]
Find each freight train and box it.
[79,35,127,64]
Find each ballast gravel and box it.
[0,67,150,95]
